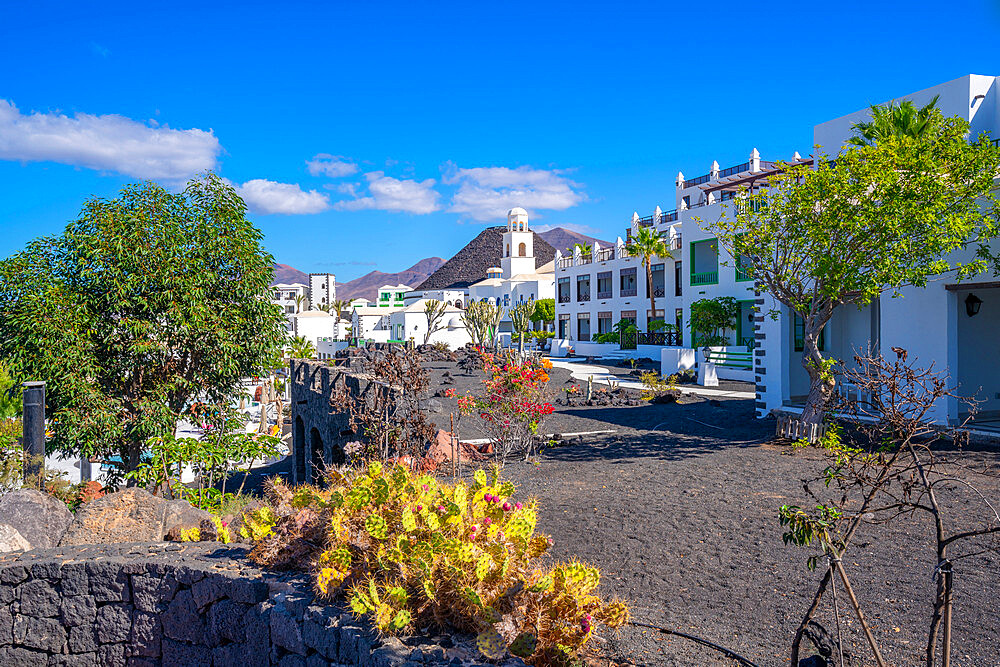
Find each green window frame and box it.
[793,314,825,352]
[690,238,719,286]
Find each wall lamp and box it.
[965,293,982,317]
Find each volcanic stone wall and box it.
[0,542,481,667]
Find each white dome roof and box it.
[448,316,463,329]
[507,207,528,217]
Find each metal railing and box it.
[558,294,570,303]
[670,236,682,250]
[653,286,665,297]
[740,337,755,350]
[661,209,679,222]
[718,161,751,178]
[683,173,712,187]
[597,291,612,300]
[691,271,718,286]
[736,264,753,281]
[621,331,637,350]
[704,348,752,370]
[596,247,614,262]
[620,288,637,297]
[578,293,591,302]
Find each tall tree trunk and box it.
[646,259,655,330]
[800,314,834,425]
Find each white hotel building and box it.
[553,148,780,356]
[556,73,1000,429]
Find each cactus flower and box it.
[502,502,511,512]
[483,517,492,526]
[437,505,445,512]
[416,504,423,512]
[515,502,523,510]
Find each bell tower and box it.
[501,207,534,279]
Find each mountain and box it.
[416,227,556,291]
[272,263,308,285]
[536,227,612,255]
[336,257,445,302]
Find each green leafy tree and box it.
[707,111,1000,424]
[0,174,287,477]
[530,298,555,329]
[689,297,739,347]
[626,227,672,327]
[0,361,19,420]
[571,242,592,258]
[288,335,317,360]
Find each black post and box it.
[22,381,46,485]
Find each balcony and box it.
[578,293,591,302]
[597,291,612,300]
[636,215,655,227]
[596,247,614,262]
[620,288,637,297]
[736,264,753,282]
[578,254,592,265]
[558,257,574,269]
[691,271,719,286]
[661,209,679,223]
[683,173,712,187]
[558,294,571,303]
[653,287,665,297]
[717,161,751,178]
[670,235,682,251]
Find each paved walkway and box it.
[548,358,756,400]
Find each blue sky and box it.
[2,1,1000,281]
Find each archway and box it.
[310,427,324,484]
[518,242,526,257]
[294,417,305,482]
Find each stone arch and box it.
[455,299,463,309]
[518,242,526,256]
[294,416,305,482]
[310,427,324,484]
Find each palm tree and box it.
[572,242,592,258]
[626,227,671,329]
[293,293,308,313]
[330,299,349,320]
[287,335,316,360]
[848,95,941,146]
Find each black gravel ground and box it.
[418,359,1000,666]
[265,356,1000,666]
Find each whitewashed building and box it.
[757,73,1000,425]
[308,273,336,311]
[388,300,471,348]
[467,208,555,334]
[272,282,308,315]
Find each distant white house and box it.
[467,208,555,333]
[289,310,337,348]
[351,306,395,343]
[272,282,309,315]
[377,284,411,309]
[389,299,470,348]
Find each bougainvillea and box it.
[249,464,627,666]
[459,351,554,464]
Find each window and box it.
[675,308,683,331]
[793,314,825,352]
[674,261,683,296]
[682,195,690,208]
[598,312,613,335]
[558,277,571,303]
[650,263,665,298]
[518,242,526,256]
[620,310,637,328]
[558,315,569,338]
[577,314,591,342]
[576,275,591,302]
[620,268,637,297]
[597,271,612,299]
[690,238,719,285]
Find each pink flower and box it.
[502,502,511,512]
[515,502,523,510]
[483,517,492,526]
[422,484,429,491]
[437,505,445,512]
[416,504,423,512]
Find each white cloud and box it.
[444,165,586,222]
[306,153,358,178]
[335,172,440,214]
[235,179,331,215]
[0,99,220,181]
